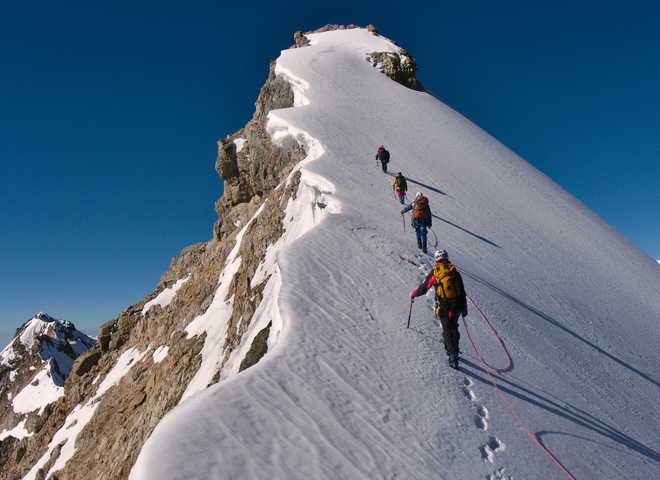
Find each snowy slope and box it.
[131,29,660,480]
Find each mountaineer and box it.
[401,192,431,253]
[410,249,467,369]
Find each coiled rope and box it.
[463,294,576,480]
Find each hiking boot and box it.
[448,353,459,370]
[417,239,422,249]
[422,242,427,254]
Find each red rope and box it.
[463,294,576,480]
[465,295,510,371]
[429,228,438,248]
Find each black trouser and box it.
[438,306,461,355]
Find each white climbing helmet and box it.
[435,250,448,261]
[415,192,422,199]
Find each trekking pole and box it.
[402,213,406,234]
[407,297,414,328]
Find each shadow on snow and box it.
[459,358,660,466]
[431,215,501,249]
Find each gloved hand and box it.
[410,292,416,299]
[462,306,468,318]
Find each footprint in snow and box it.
[461,376,477,401]
[480,437,506,463]
[473,404,489,430]
[489,467,512,480]
[461,385,477,401]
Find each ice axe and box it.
[406,296,414,328]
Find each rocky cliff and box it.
[0,25,419,480]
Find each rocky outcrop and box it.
[239,320,272,372]
[366,49,420,90]
[213,57,305,242]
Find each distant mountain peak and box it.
[1,313,95,371]
[0,313,96,445]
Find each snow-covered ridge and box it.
[179,108,334,401]
[131,26,660,480]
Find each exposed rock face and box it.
[214,58,304,242]
[0,24,419,480]
[366,49,420,90]
[239,320,272,372]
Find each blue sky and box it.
[1,0,658,342]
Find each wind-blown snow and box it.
[131,28,660,480]
[142,275,190,314]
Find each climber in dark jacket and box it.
[376,145,390,173]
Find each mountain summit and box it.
[3,25,660,480]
